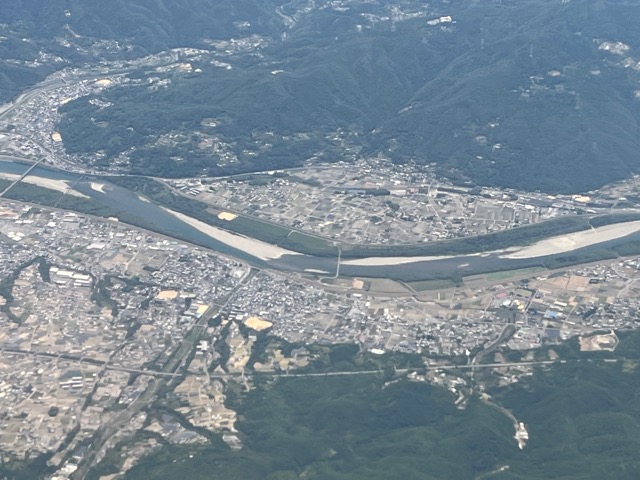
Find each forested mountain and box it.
[123,333,640,480]
[0,0,285,100]
[5,0,640,192]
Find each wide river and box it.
[1,159,639,281]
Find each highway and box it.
[0,345,586,382]
[0,347,182,378]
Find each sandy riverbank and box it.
[502,220,640,259]
[161,207,300,261]
[0,173,88,198]
[342,254,455,267]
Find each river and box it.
[1,159,639,281]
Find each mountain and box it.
[5,0,640,192]
[0,0,285,100]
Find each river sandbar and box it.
[502,220,640,259]
[161,207,300,261]
[90,182,106,193]
[342,254,455,267]
[0,173,88,198]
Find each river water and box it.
[1,159,639,280]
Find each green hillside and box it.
[4,0,640,191]
[120,333,640,480]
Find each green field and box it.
[284,230,336,255]
[407,279,458,291]
[227,215,291,243]
[485,267,547,281]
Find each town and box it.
[1,198,640,478]
[168,157,607,246]
[1,25,640,480]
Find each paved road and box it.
[0,344,615,384]
[0,79,66,121]
[1,347,182,378]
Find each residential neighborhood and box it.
[1,199,640,478]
